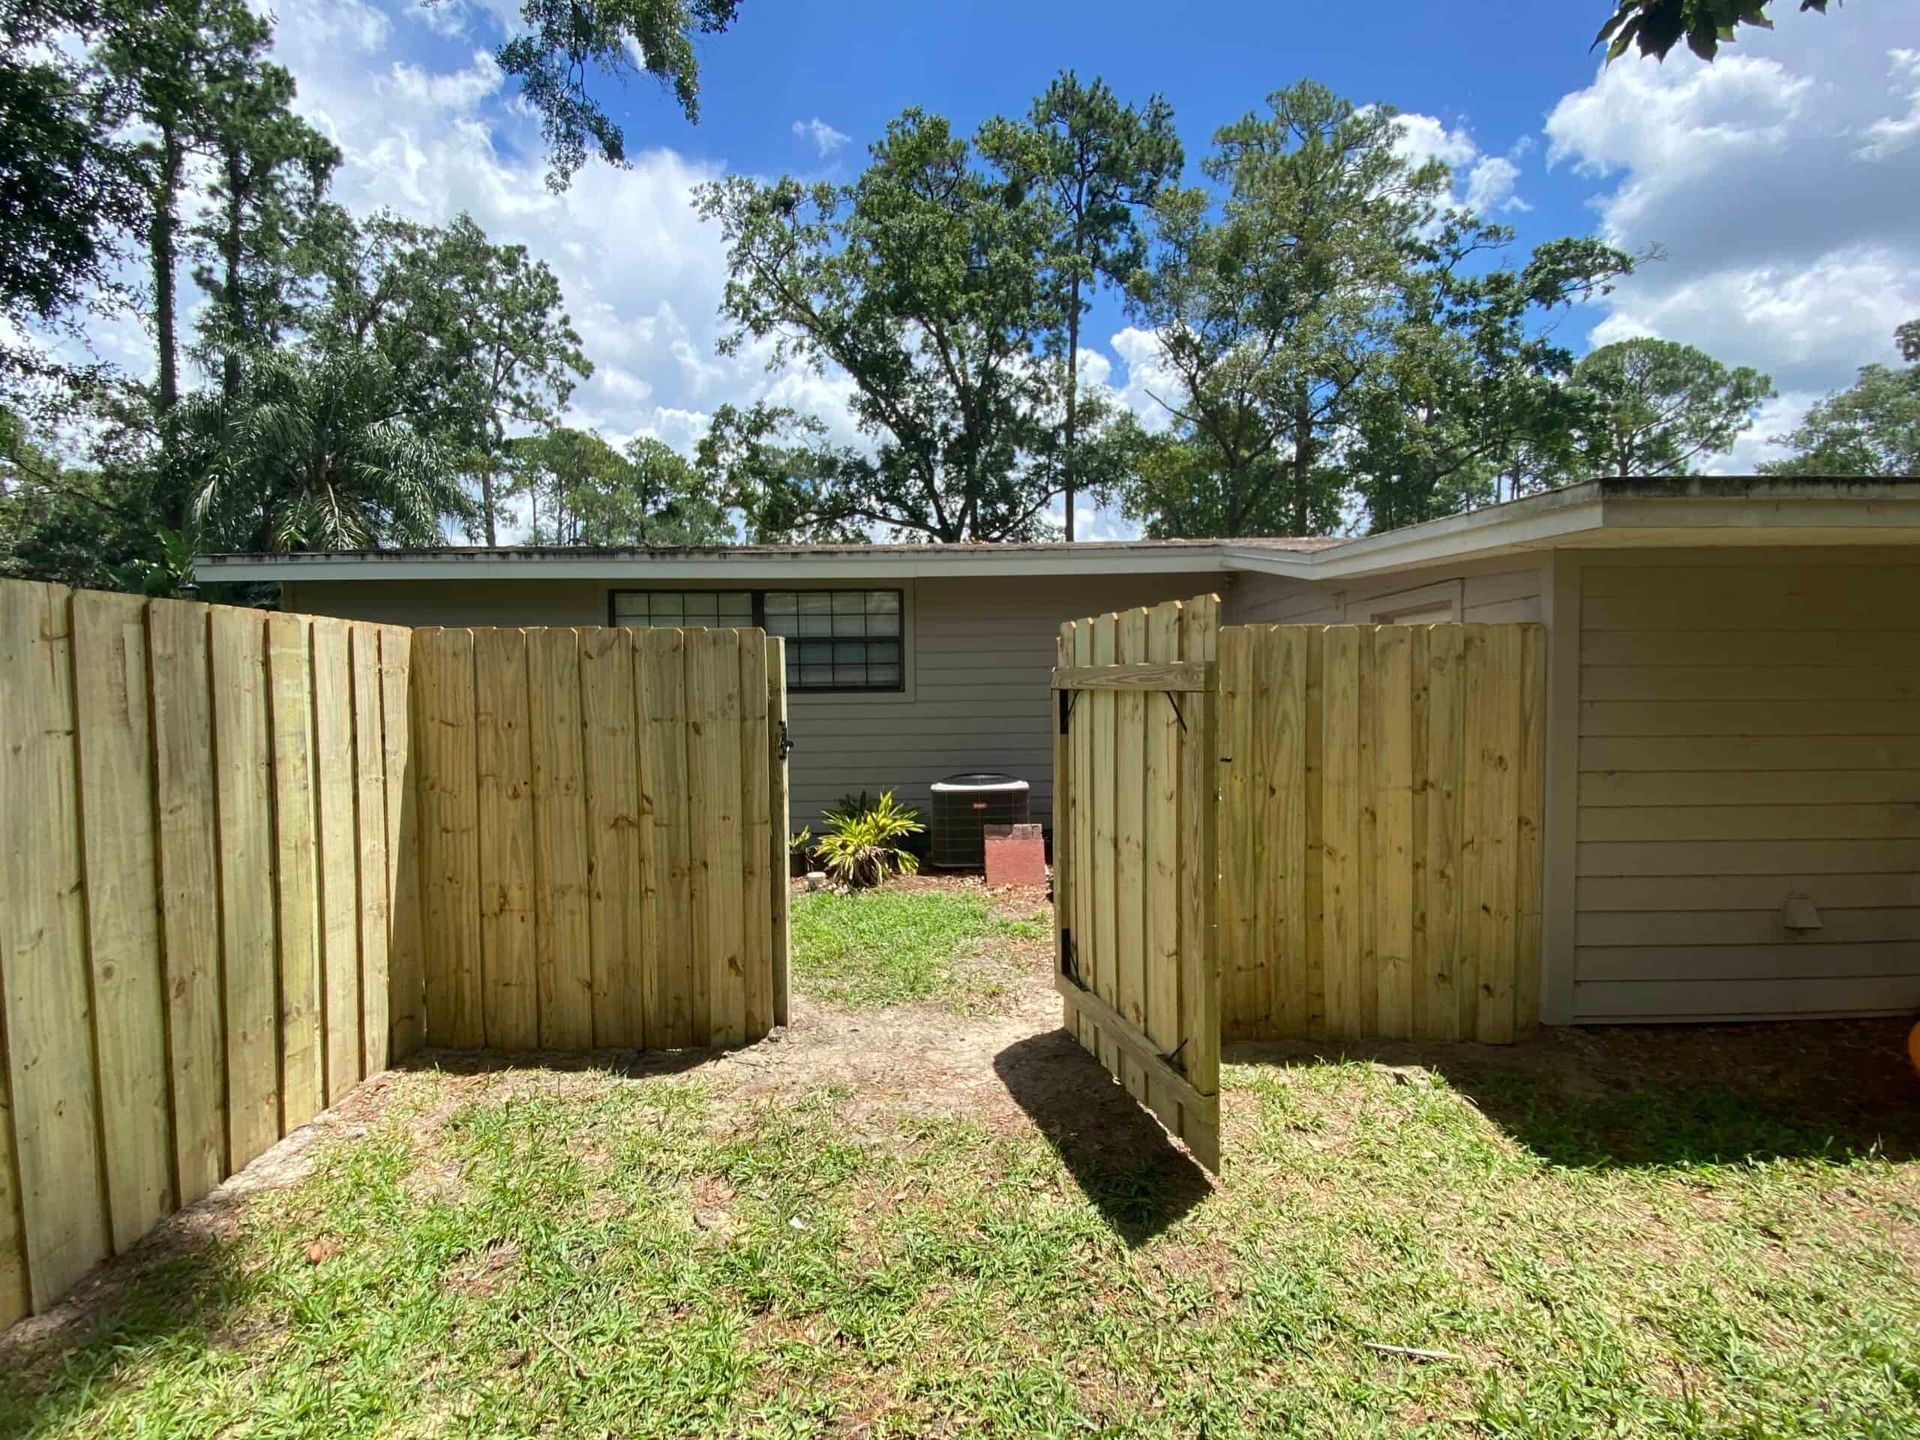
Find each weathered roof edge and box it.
[193,477,1920,584]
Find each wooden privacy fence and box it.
[0,581,411,1327]
[411,625,789,1052]
[1218,623,1545,1044]
[1052,596,1221,1172]
[0,581,790,1332]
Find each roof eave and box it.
[192,543,1245,584]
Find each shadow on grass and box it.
[0,1044,735,1434]
[994,1029,1213,1245]
[0,1192,254,1439]
[1227,1017,1920,1169]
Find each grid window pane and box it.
[763,590,904,691]
[615,590,902,689]
[612,590,752,630]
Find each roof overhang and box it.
[193,479,1920,587]
[192,541,1252,583]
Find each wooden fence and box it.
[410,625,788,1052]
[0,581,411,1328]
[1217,623,1545,1044]
[1053,597,1221,1171]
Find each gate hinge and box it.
[1059,927,1081,986]
[777,719,793,762]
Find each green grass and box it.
[3,1050,1917,1439]
[790,886,1046,1012]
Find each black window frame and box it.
[606,587,906,695]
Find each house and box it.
[196,476,1920,1027]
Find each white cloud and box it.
[791,117,852,157]
[1392,112,1480,171]
[261,0,866,480]
[386,49,502,112]
[1104,326,1180,433]
[1545,3,1920,428]
[1391,112,1531,214]
[1718,390,1821,473]
[1858,47,1920,158]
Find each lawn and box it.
[788,881,1048,1012]
[3,883,1919,1438]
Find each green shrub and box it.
[813,789,923,888]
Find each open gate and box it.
[1051,595,1221,1172]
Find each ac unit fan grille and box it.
[929,773,1030,869]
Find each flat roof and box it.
[194,478,1920,585]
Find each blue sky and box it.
[157,1,1920,535]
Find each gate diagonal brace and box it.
[1056,966,1217,1099]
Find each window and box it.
[611,590,753,628]
[764,589,902,692]
[607,587,905,693]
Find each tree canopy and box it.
[0,18,1829,591]
[1568,338,1773,476]
[1597,0,1835,63]
[1761,321,1918,477]
[698,110,1081,542]
[497,0,742,187]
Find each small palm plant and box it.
[813,790,923,889]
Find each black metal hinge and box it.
[1059,927,1081,986]
[777,720,793,762]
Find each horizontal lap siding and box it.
[1227,558,1546,627]
[784,574,1219,827]
[1573,557,1920,1022]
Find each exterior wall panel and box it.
[1572,551,1920,1021]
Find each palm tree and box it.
[185,345,469,551]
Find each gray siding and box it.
[1572,550,1920,1021]
[275,571,1224,829]
[1228,554,1548,626]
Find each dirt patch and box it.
[444,1238,521,1299]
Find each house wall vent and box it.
[929,773,1030,869]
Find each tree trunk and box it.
[151,122,185,531]
[1062,279,1080,543]
[220,138,247,403]
[1290,390,1314,537]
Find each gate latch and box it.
[777,720,793,762]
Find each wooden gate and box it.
[1051,595,1221,1172]
[410,625,789,1053]
[1217,623,1545,1044]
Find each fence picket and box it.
[475,628,537,1050]
[311,618,362,1102]
[148,598,226,1201]
[580,628,642,1046]
[640,629,694,1048]
[740,628,772,1041]
[381,628,423,1058]
[211,606,279,1169]
[69,590,173,1253]
[267,615,325,1121]
[0,582,108,1313]
[529,628,593,1049]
